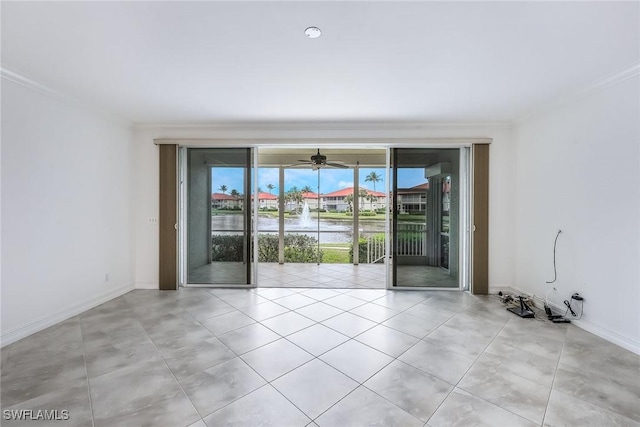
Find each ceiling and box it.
[2,1,638,124]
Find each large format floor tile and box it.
[321,312,377,337]
[1,382,93,427]
[543,389,640,427]
[398,339,475,385]
[365,360,453,422]
[354,324,419,357]
[286,324,350,356]
[260,311,316,336]
[241,338,314,381]
[217,323,281,355]
[88,359,186,419]
[179,358,266,418]
[553,362,640,422]
[272,359,358,419]
[315,386,423,427]
[319,340,394,383]
[429,388,538,427]
[203,385,311,427]
[458,359,550,424]
[2,288,639,426]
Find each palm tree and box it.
[266,183,275,194]
[230,189,240,199]
[301,185,313,194]
[285,187,303,212]
[359,188,368,210]
[365,192,378,211]
[218,184,228,194]
[344,194,354,212]
[365,171,382,194]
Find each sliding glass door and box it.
[391,148,463,288]
[186,148,253,285]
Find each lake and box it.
[211,214,386,244]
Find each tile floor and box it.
[1,287,639,427]
[191,262,459,289]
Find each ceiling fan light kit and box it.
[294,149,348,169]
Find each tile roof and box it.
[321,187,386,198]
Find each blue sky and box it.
[211,167,427,194]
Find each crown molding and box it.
[133,121,513,133]
[1,66,132,128]
[516,62,640,123]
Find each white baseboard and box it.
[135,282,159,290]
[0,283,134,347]
[488,285,516,295]
[569,318,640,355]
[495,286,640,355]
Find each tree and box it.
[344,194,354,212]
[365,192,378,211]
[266,183,275,194]
[365,171,382,194]
[218,185,228,194]
[301,185,313,194]
[230,189,240,199]
[359,188,368,210]
[285,187,303,212]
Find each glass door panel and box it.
[283,168,322,264]
[392,148,459,288]
[187,148,252,285]
[357,167,387,265]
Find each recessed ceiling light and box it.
[305,27,321,39]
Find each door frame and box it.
[156,139,489,291]
[179,146,256,288]
[388,146,472,291]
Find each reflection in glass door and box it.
[186,148,253,285]
[392,148,461,288]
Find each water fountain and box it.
[299,201,313,228]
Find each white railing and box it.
[364,223,427,263]
[366,236,386,263]
[396,223,427,256]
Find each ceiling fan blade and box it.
[325,162,349,168]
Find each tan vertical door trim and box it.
[472,143,489,294]
[159,144,178,290]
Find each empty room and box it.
[1,1,639,426]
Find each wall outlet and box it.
[148,217,158,224]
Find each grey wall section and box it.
[187,149,210,272]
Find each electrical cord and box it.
[497,292,547,323]
[564,298,584,320]
[546,230,562,284]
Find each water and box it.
[299,202,312,228]
[211,213,386,244]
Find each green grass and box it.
[320,243,351,263]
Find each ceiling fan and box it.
[293,149,348,169]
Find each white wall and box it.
[133,124,516,291]
[1,79,135,345]
[514,75,640,353]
